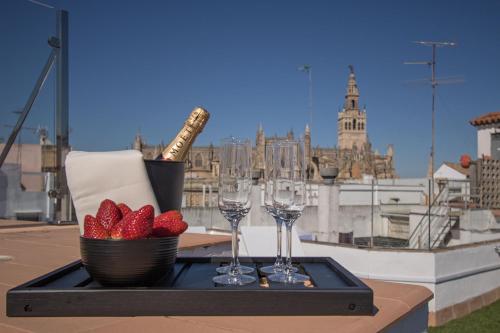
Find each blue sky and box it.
[1,0,499,177]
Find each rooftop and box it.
[469,111,500,127]
[443,162,470,176]
[0,221,433,332]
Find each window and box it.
[194,153,203,168]
[361,122,364,130]
[351,100,355,108]
[358,122,361,130]
[348,122,351,130]
[353,119,356,130]
[345,122,348,130]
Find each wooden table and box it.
[0,224,432,333]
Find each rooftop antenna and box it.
[298,64,313,135]
[404,40,458,196]
[27,0,55,9]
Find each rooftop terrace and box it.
[0,221,433,333]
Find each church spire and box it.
[345,65,360,110]
[133,133,144,151]
[337,65,367,150]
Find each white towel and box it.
[65,150,160,235]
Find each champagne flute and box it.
[260,141,297,274]
[268,139,309,284]
[213,138,255,285]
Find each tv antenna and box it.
[404,40,460,196]
[298,64,313,134]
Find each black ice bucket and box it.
[144,160,185,213]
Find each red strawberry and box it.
[153,210,182,227]
[117,203,132,217]
[152,210,184,237]
[136,204,155,221]
[161,210,183,222]
[83,215,108,239]
[121,206,154,240]
[153,218,188,237]
[96,199,122,231]
[110,218,127,239]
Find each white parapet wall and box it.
[302,239,500,315]
[339,180,426,206]
[434,241,500,311]
[448,209,500,246]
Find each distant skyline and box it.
[1,0,500,177]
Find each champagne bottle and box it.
[158,107,210,161]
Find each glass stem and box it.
[285,222,293,274]
[275,219,283,265]
[230,222,239,275]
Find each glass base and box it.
[213,273,256,285]
[268,272,310,284]
[216,264,254,274]
[260,264,298,274]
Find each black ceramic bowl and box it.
[144,160,185,213]
[80,236,179,286]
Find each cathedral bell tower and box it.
[337,65,367,150]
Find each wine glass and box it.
[212,137,255,285]
[268,139,309,284]
[260,141,297,274]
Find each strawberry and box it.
[159,210,183,222]
[83,214,109,239]
[121,206,154,240]
[136,204,155,221]
[110,218,127,239]
[152,210,184,237]
[117,203,132,217]
[152,218,188,237]
[96,199,122,231]
[153,210,182,228]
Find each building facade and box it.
[470,111,500,160]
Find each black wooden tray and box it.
[6,257,374,317]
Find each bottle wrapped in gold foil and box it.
[159,107,210,161]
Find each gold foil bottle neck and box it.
[160,107,210,161]
[186,107,209,127]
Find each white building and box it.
[434,162,471,202]
[434,162,468,181]
[470,111,500,159]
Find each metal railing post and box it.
[54,10,71,223]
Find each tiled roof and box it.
[470,112,500,126]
